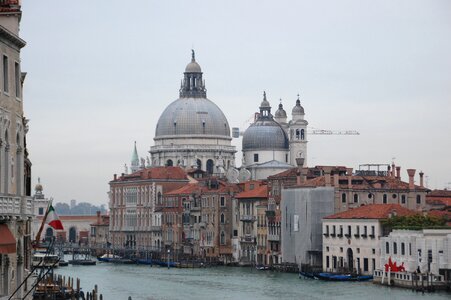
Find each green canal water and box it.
[55,263,450,300]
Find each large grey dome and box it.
[155,97,231,138]
[242,120,289,151]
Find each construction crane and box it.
[309,129,360,135]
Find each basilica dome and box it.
[243,93,289,151]
[242,120,288,151]
[155,97,231,138]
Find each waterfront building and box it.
[281,185,335,268]
[234,180,268,265]
[296,164,429,213]
[162,178,239,263]
[380,229,451,281]
[108,166,188,250]
[0,1,33,298]
[241,94,308,180]
[150,51,236,174]
[322,204,416,275]
[89,211,110,249]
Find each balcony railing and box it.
[0,196,33,219]
[240,215,256,222]
[268,234,280,242]
[240,235,255,243]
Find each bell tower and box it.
[289,95,308,167]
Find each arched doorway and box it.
[206,159,214,174]
[196,159,202,170]
[166,159,173,167]
[69,227,77,243]
[45,227,54,241]
[347,248,354,272]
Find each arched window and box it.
[166,159,173,167]
[341,193,346,203]
[383,194,387,204]
[206,159,214,174]
[220,213,225,224]
[385,242,390,254]
[196,159,202,170]
[353,194,359,203]
[401,242,405,255]
[295,129,300,139]
[220,231,225,245]
[300,129,305,140]
[157,192,162,205]
[393,242,398,254]
[416,195,421,204]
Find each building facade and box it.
[150,51,236,174]
[234,180,268,265]
[322,204,416,275]
[108,166,189,250]
[0,1,33,298]
[380,229,451,280]
[162,179,239,263]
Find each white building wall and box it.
[380,229,451,275]
[322,219,382,275]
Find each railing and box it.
[267,234,280,242]
[240,235,255,243]
[240,215,256,222]
[0,195,22,217]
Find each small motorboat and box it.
[256,265,270,271]
[315,272,373,282]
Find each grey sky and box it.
[20,0,451,205]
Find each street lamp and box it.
[167,249,171,269]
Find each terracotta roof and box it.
[427,197,451,207]
[296,174,428,191]
[91,216,110,226]
[428,189,451,198]
[113,166,188,182]
[165,181,240,196]
[268,168,298,179]
[324,204,417,219]
[235,185,268,199]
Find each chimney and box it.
[96,211,101,224]
[407,169,416,190]
[396,166,401,180]
[333,174,339,187]
[114,174,117,180]
[391,162,396,178]
[346,168,353,189]
[296,158,305,185]
[419,171,424,188]
[323,166,332,187]
[301,167,308,182]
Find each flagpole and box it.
[34,198,52,247]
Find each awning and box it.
[0,224,16,254]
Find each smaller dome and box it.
[260,91,271,108]
[35,178,43,192]
[275,102,287,119]
[292,98,304,115]
[185,50,202,73]
[185,61,202,73]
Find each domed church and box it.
[150,51,236,174]
[241,92,308,180]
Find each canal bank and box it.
[55,263,450,300]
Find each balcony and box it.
[240,235,255,243]
[345,234,351,238]
[190,206,201,211]
[323,233,329,237]
[149,226,161,232]
[369,234,375,239]
[198,222,206,228]
[361,234,368,238]
[240,215,256,222]
[330,233,336,237]
[354,234,360,238]
[268,234,280,242]
[337,233,343,238]
[0,196,32,219]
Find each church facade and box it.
[150,51,236,175]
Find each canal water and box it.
[55,263,450,300]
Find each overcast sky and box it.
[19,0,451,205]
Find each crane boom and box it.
[309,129,360,135]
